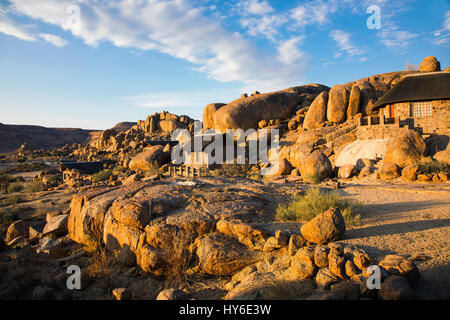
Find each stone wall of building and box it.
[380,99,450,135]
[356,125,409,141]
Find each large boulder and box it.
[6,220,29,244]
[128,145,169,172]
[212,85,329,131]
[202,103,226,129]
[212,92,297,131]
[418,56,441,72]
[379,162,400,180]
[347,85,361,119]
[327,85,349,124]
[384,130,426,167]
[192,232,262,276]
[216,219,269,251]
[298,151,333,183]
[291,246,317,279]
[303,91,328,130]
[401,164,419,181]
[378,255,420,287]
[300,207,346,245]
[43,214,69,237]
[378,275,414,300]
[337,164,357,179]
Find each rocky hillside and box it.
[0,123,99,154]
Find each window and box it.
[410,101,432,117]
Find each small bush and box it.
[112,165,127,175]
[276,187,361,226]
[145,161,161,177]
[24,181,44,193]
[418,161,450,175]
[7,182,24,194]
[5,194,23,204]
[87,248,113,292]
[92,169,112,183]
[0,208,17,234]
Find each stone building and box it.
[372,72,450,135]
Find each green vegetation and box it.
[92,169,113,183]
[5,194,23,204]
[112,165,127,175]
[24,181,45,193]
[0,208,17,235]
[302,173,323,184]
[7,182,24,194]
[145,161,162,177]
[418,161,450,175]
[276,187,361,226]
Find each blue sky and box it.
[0,0,449,130]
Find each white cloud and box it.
[38,33,68,47]
[240,14,286,41]
[290,0,337,27]
[0,11,36,41]
[277,36,306,65]
[330,29,366,57]
[238,0,273,16]
[126,89,238,109]
[7,0,307,92]
[378,25,418,49]
[432,10,450,45]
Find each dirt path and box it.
[338,184,450,299]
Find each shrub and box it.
[418,161,450,175]
[276,187,361,226]
[0,208,17,234]
[5,194,23,204]
[7,182,24,194]
[92,169,112,183]
[24,181,44,193]
[112,165,127,175]
[145,161,161,178]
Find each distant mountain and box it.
[0,123,99,153]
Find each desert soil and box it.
[338,183,450,299]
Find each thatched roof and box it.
[60,161,104,174]
[373,72,450,109]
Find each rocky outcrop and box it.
[212,85,329,131]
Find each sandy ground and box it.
[338,183,450,299]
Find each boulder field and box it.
[64,179,421,300]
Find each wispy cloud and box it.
[330,29,366,57]
[432,10,450,46]
[0,10,35,41]
[377,25,418,49]
[237,0,273,16]
[124,89,241,120]
[277,36,306,65]
[38,33,68,47]
[7,0,307,92]
[240,14,286,41]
